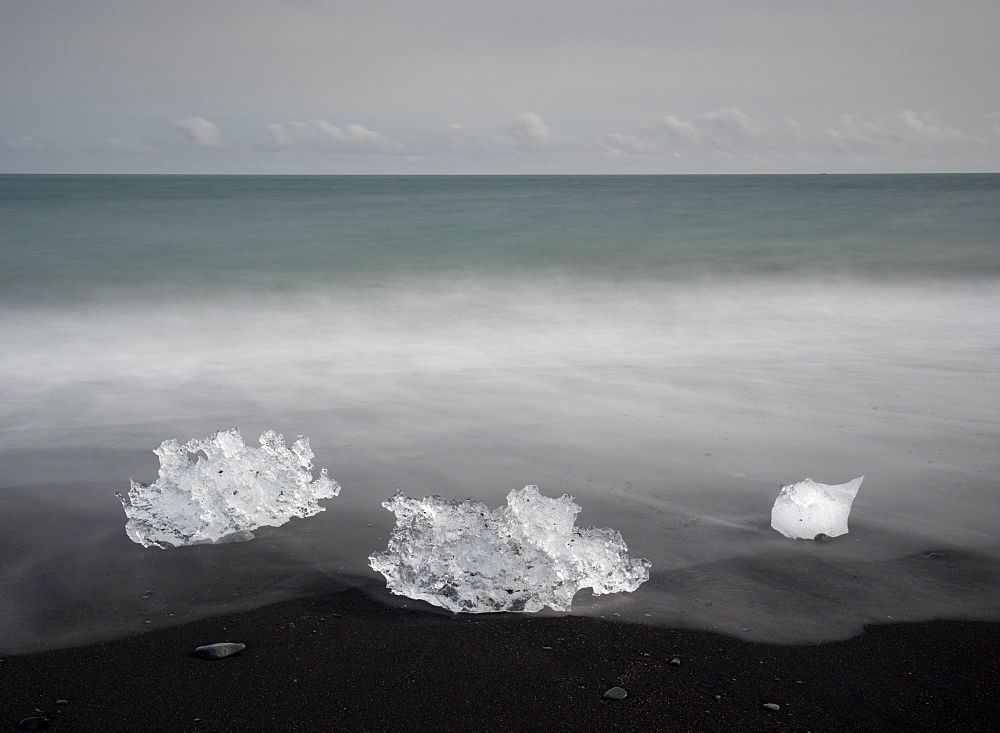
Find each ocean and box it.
[1,174,998,654]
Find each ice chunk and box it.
[770,476,864,540]
[117,428,340,548]
[368,485,651,613]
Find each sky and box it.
[2,0,998,174]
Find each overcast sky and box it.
[2,0,998,174]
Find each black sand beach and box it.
[3,586,997,732]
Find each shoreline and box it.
[3,586,998,731]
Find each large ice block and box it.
[770,476,864,540]
[117,428,339,548]
[368,485,651,613]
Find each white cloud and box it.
[4,135,47,152]
[654,115,701,145]
[604,132,661,155]
[171,117,225,149]
[600,108,995,169]
[501,112,556,152]
[604,107,763,156]
[697,108,760,150]
[264,119,402,154]
[824,111,981,154]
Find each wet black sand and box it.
[2,586,998,732]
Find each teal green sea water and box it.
[1,175,998,653]
[2,175,998,304]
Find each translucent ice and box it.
[117,428,340,548]
[368,485,651,613]
[770,476,864,540]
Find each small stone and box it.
[541,646,552,650]
[216,530,255,544]
[193,642,246,659]
[762,702,780,711]
[55,700,69,705]
[603,687,627,700]
[18,718,49,731]
[670,657,682,665]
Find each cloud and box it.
[824,111,982,154]
[601,108,995,168]
[604,107,763,156]
[604,132,662,155]
[697,108,760,150]
[653,115,701,145]
[4,136,47,152]
[171,117,225,149]
[264,119,402,153]
[501,112,557,152]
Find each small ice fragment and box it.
[368,485,651,613]
[770,476,864,540]
[117,428,339,548]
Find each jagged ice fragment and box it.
[117,428,339,548]
[368,485,651,613]
[770,476,864,540]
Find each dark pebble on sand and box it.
[603,687,627,700]
[762,703,780,711]
[19,717,50,730]
[193,642,246,659]
[217,530,255,544]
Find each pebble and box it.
[55,700,69,705]
[18,718,49,730]
[603,687,627,700]
[193,642,246,659]
[762,702,781,711]
[669,657,682,665]
[216,530,255,544]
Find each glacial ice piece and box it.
[368,485,651,613]
[770,476,864,540]
[117,428,339,548]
